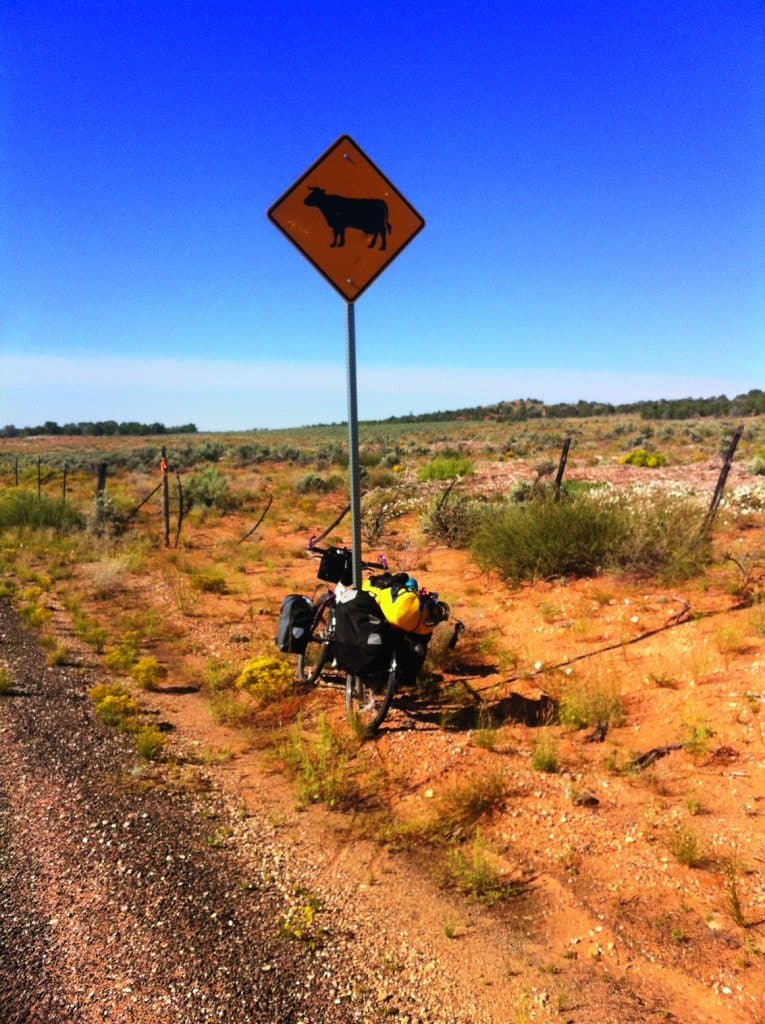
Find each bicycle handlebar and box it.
[307,536,388,572]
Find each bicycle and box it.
[296,539,388,686]
[296,538,458,737]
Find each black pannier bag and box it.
[276,595,314,654]
[394,632,431,685]
[317,546,353,586]
[333,589,391,675]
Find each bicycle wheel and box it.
[297,604,332,685]
[345,654,398,737]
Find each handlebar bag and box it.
[333,588,391,675]
[317,546,353,586]
[276,594,314,654]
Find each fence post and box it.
[96,462,108,495]
[14,457,18,486]
[37,457,41,498]
[160,447,170,547]
[554,437,572,499]
[702,424,744,534]
[62,463,68,504]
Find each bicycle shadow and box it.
[393,689,558,733]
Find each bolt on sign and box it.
[268,135,425,301]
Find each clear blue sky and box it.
[2,1,763,429]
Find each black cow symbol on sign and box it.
[304,186,392,251]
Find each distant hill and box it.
[378,390,765,424]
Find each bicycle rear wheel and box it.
[345,654,398,737]
[297,604,332,685]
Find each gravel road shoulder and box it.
[0,597,479,1024]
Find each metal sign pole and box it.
[345,301,363,589]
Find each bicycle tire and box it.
[297,603,332,685]
[344,653,398,737]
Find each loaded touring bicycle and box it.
[276,538,456,736]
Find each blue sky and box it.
[2,1,763,430]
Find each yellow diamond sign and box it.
[268,135,425,302]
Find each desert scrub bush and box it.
[20,601,52,628]
[419,456,474,482]
[89,682,139,730]
[103,631,142,672]
[360,488,414,545]
[135,725,167,761]
[431,773,509,840]
[611,490,709,579]
[667,824,703,867]
[473,492,621,582]
[0,667,11,695]
[190,569,228,594]
[683,719,713,758]
[130,656,167,690]
[183,467,239,512]
[281,893,325,948]
[750,449,765,476]
[85,557,130,599]
[45,644,70,666]
[421,491,481,547]
[473,489,710,583]
[295,472,344,494]
[279,714,360,810]
[72,612,108,652]
[236,655,294,706]
[620,449,667,468]
[87,493,123,536]
[203,658,238,691]
[558,673,625,731]
[531,730,559,773]
[0,490,83,531]
[447,829,521,906]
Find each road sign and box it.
[268,135,425,302]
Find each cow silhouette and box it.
[304,186,392,251]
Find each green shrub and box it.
[620,449,667,468]
[750,449,765,476]
[236,655,294,706]
[135,725,167,760]
[279,714,359,809]
[295,473,344,494]
[0,490,83,531]
[432,773,509,839]
[190,569,228,594]
[130,656,167,690]
[531,731,559,773]
[184,467,238,511]
[473,490,709,583]
[422,492,481,548]
[89,682,139,729]
[558,676,625,730]
[668,825,703,867]
[447,829,520,905]
[419,456,474,482]
[473,492,621,582]
[103,633,141,672]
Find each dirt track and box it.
[1,597,481,1024]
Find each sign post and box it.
[268,135,424,586]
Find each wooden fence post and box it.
[160,447,170,547]
[174,470,184,549]
[37,457,41,498]
[702,424,744,534]
[554,437,572,499]
[96,462,108,496]
[62,463,68,504]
